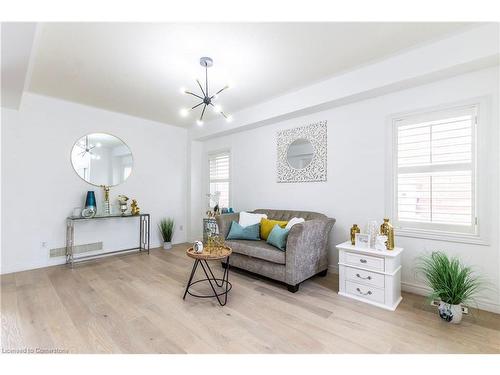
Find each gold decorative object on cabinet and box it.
[380,218,394,250]
[350,224,360,245]
[130,199,140,215]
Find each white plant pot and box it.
[163,241,172,250]
[438,302,463,324]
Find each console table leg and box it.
[66,219,75,268]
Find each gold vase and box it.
[350,224,360,245]
[380,218,394,250]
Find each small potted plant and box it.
[416,252,482,324]
[159,218,174,250]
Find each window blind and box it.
[394,106,477,234]
[209,151,230,208]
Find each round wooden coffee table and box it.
[183,245,232,306]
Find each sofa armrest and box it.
[285,218,335,285]
[216,213,240,239]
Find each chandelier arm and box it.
[220,111,228,119]
[191,102,204,110]
[196,79,206,97]
[211,86,228,98]
[200,104,207,121]
[185,91,204,100]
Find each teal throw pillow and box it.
[266,224,290,251]
[226,221,260,241]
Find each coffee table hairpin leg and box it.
[183,256,231,306]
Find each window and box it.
[392,104,478,236]
[208,151,231,208]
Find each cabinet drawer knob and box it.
[360,259,367,263]
[356,287,372,296]
[356,273,372,280]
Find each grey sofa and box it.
[216,209,335,292]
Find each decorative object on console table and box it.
[117,195,129,215]
[82,191,97,218]
[350,224,360,245]
[380,218,394,250]
[159,217,174,250]
[101,185,111,215]
[416,252,482,324]
[130,199,140,215]
[337,241,403,311]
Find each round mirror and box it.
[286,138,314,169]
[70,133,133,186]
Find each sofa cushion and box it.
[252,209,327,222]
[239,211,267,227]
[260,218,288,240]
[225,239,286,264]
[226,221,260,241]
[266,225,290,251]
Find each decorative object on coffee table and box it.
[416,252,482,324]
[159,218,174,250]
[203,217,218,243]
[183,245,232,306]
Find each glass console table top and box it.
[67,213,149,220]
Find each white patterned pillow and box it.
[285,217,305,230]
[239,212,267,228]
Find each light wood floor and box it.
[2,243,499,354]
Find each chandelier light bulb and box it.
[95,142,102,148]
[213,104,222,112]
[196,120,204,126]
[179,108,189,117]
[226,115,233,123]
[96,155,101,160]
[179,87,187,94]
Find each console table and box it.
[66,213,150,267]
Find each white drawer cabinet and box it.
[337,241,403,311]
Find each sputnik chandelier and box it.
[76,136,101,160]
[179,57,232,126]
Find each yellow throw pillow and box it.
[260,218,288,240]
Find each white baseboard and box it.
[328,264,500,314]
[328,264,339,274]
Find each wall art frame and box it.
[277,120,327,183]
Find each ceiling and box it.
[28,22,474,127]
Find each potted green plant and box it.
[416,252,482,324]
[159,218,174,250]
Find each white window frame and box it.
[207,149,232,209]
[386,97,491,246]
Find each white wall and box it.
[1,93,188,274]
[201,67,500,313]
